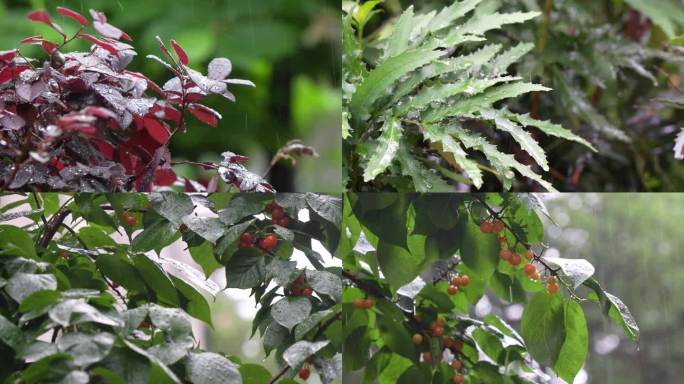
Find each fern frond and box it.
[343,0,594,191]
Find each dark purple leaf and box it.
[217,151,275,192]
[188,103,221,127]
[89,9,130,41]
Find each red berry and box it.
[453,339,463,352]
[271,206,285,220]
[258,234,278,252]
[500,249,513,261]
[278,217,289,227]
[240,232,254,244]
[452,374,465,384]
[510,254,522,266]
[266,201,280,212]
[524,249,534,260]
[302,287,314,296]
[363,298,374,309]
[448,285,458,296]
[422,352,432,364]
[492,220,504,233]
[451,359,462,370]
[524,263,536,275]
[480,221,493,233]
[298,367,310,380]
[432,326,444,337]
[124,214,137,226]
[139,320,151,329]
[179,224,188,233]
[547,283,559,294]
[352,299,366,309]
[459,275,469,286]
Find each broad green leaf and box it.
[6,273,57,304]
[0,314,26,350]
[521,292,565,367]
[238,364,270,384]
[362,117,402,182]
[133,255,179,306]
[224,249,266,289]
[376,235,425,290]
[186,352,242,384]
[170,276,212,326]
[151,192,194,225]
[189,242,222,278]
[544,257,595,289]
[306,270,342,302]
[131,219,179,252]
[282,340,330,368]
[554,300,588,383]
[459,219,499,280]
[0,225,37,259]
[271,297,312,331]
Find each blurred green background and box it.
[541,194,684,383]
[0,0,341,192]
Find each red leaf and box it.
[0,68,13,84]
[41,41,57,54]
[154,168,177,186]
[56,6,88,27]
[93,140,115,160]
[27,10,52,24]
[144,117,170,144]
[82,106,117,119]
[188,103,220,127]
[20,35,45,44]
[79,33,119,56]
[170,39,189,65]
[0,50,17,62]
[27,10,65,38]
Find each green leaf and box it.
[96,254,147,292]
[182,216,225,244]
[185,352,242,384]
[459,219,499,280]
[376,235,425,290]
[0,314,26,350]
[306,270,342,302]
[350,49,444,124]
[151,192,194,225]
[271,297,312,331]
[18,289,61,313]
[131,219,179,252]
[0,225,37,259]
[294,309,333,340]
[423,123,483,188]
[305,193,342,227]
[238,364,271,384]
[218,194,270,226]
[362,117,403,182]
[507,112,596,151]
[395,141,454,192]
[133,255,179,306]
[480,110,549,171]
[170,276,212,326]
[283,340,330,368]
[385,5,414,59]
[554,300,588,383]
[521,292,565,367]
[224,249,266,289]
[78,226,118,249]
[6,273,58,304]
[189,242,222,278]
[544,257,595,289]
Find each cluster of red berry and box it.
[447,274,469,296]
[121,211,137,226]
[238,200,287,252]
[290,274,313,297]
[266,201,290,227]
[413,317,467,383]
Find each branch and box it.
[37,209,70,248]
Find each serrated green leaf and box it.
[422,124,483,188]
[362,117,402,182]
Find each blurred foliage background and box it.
[543,194,684,383]
[372,0,684,191]
[0,0,341,192]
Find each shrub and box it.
[0,7,315,192]
[0,192,342,383]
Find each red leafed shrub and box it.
[0,7,302,192]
